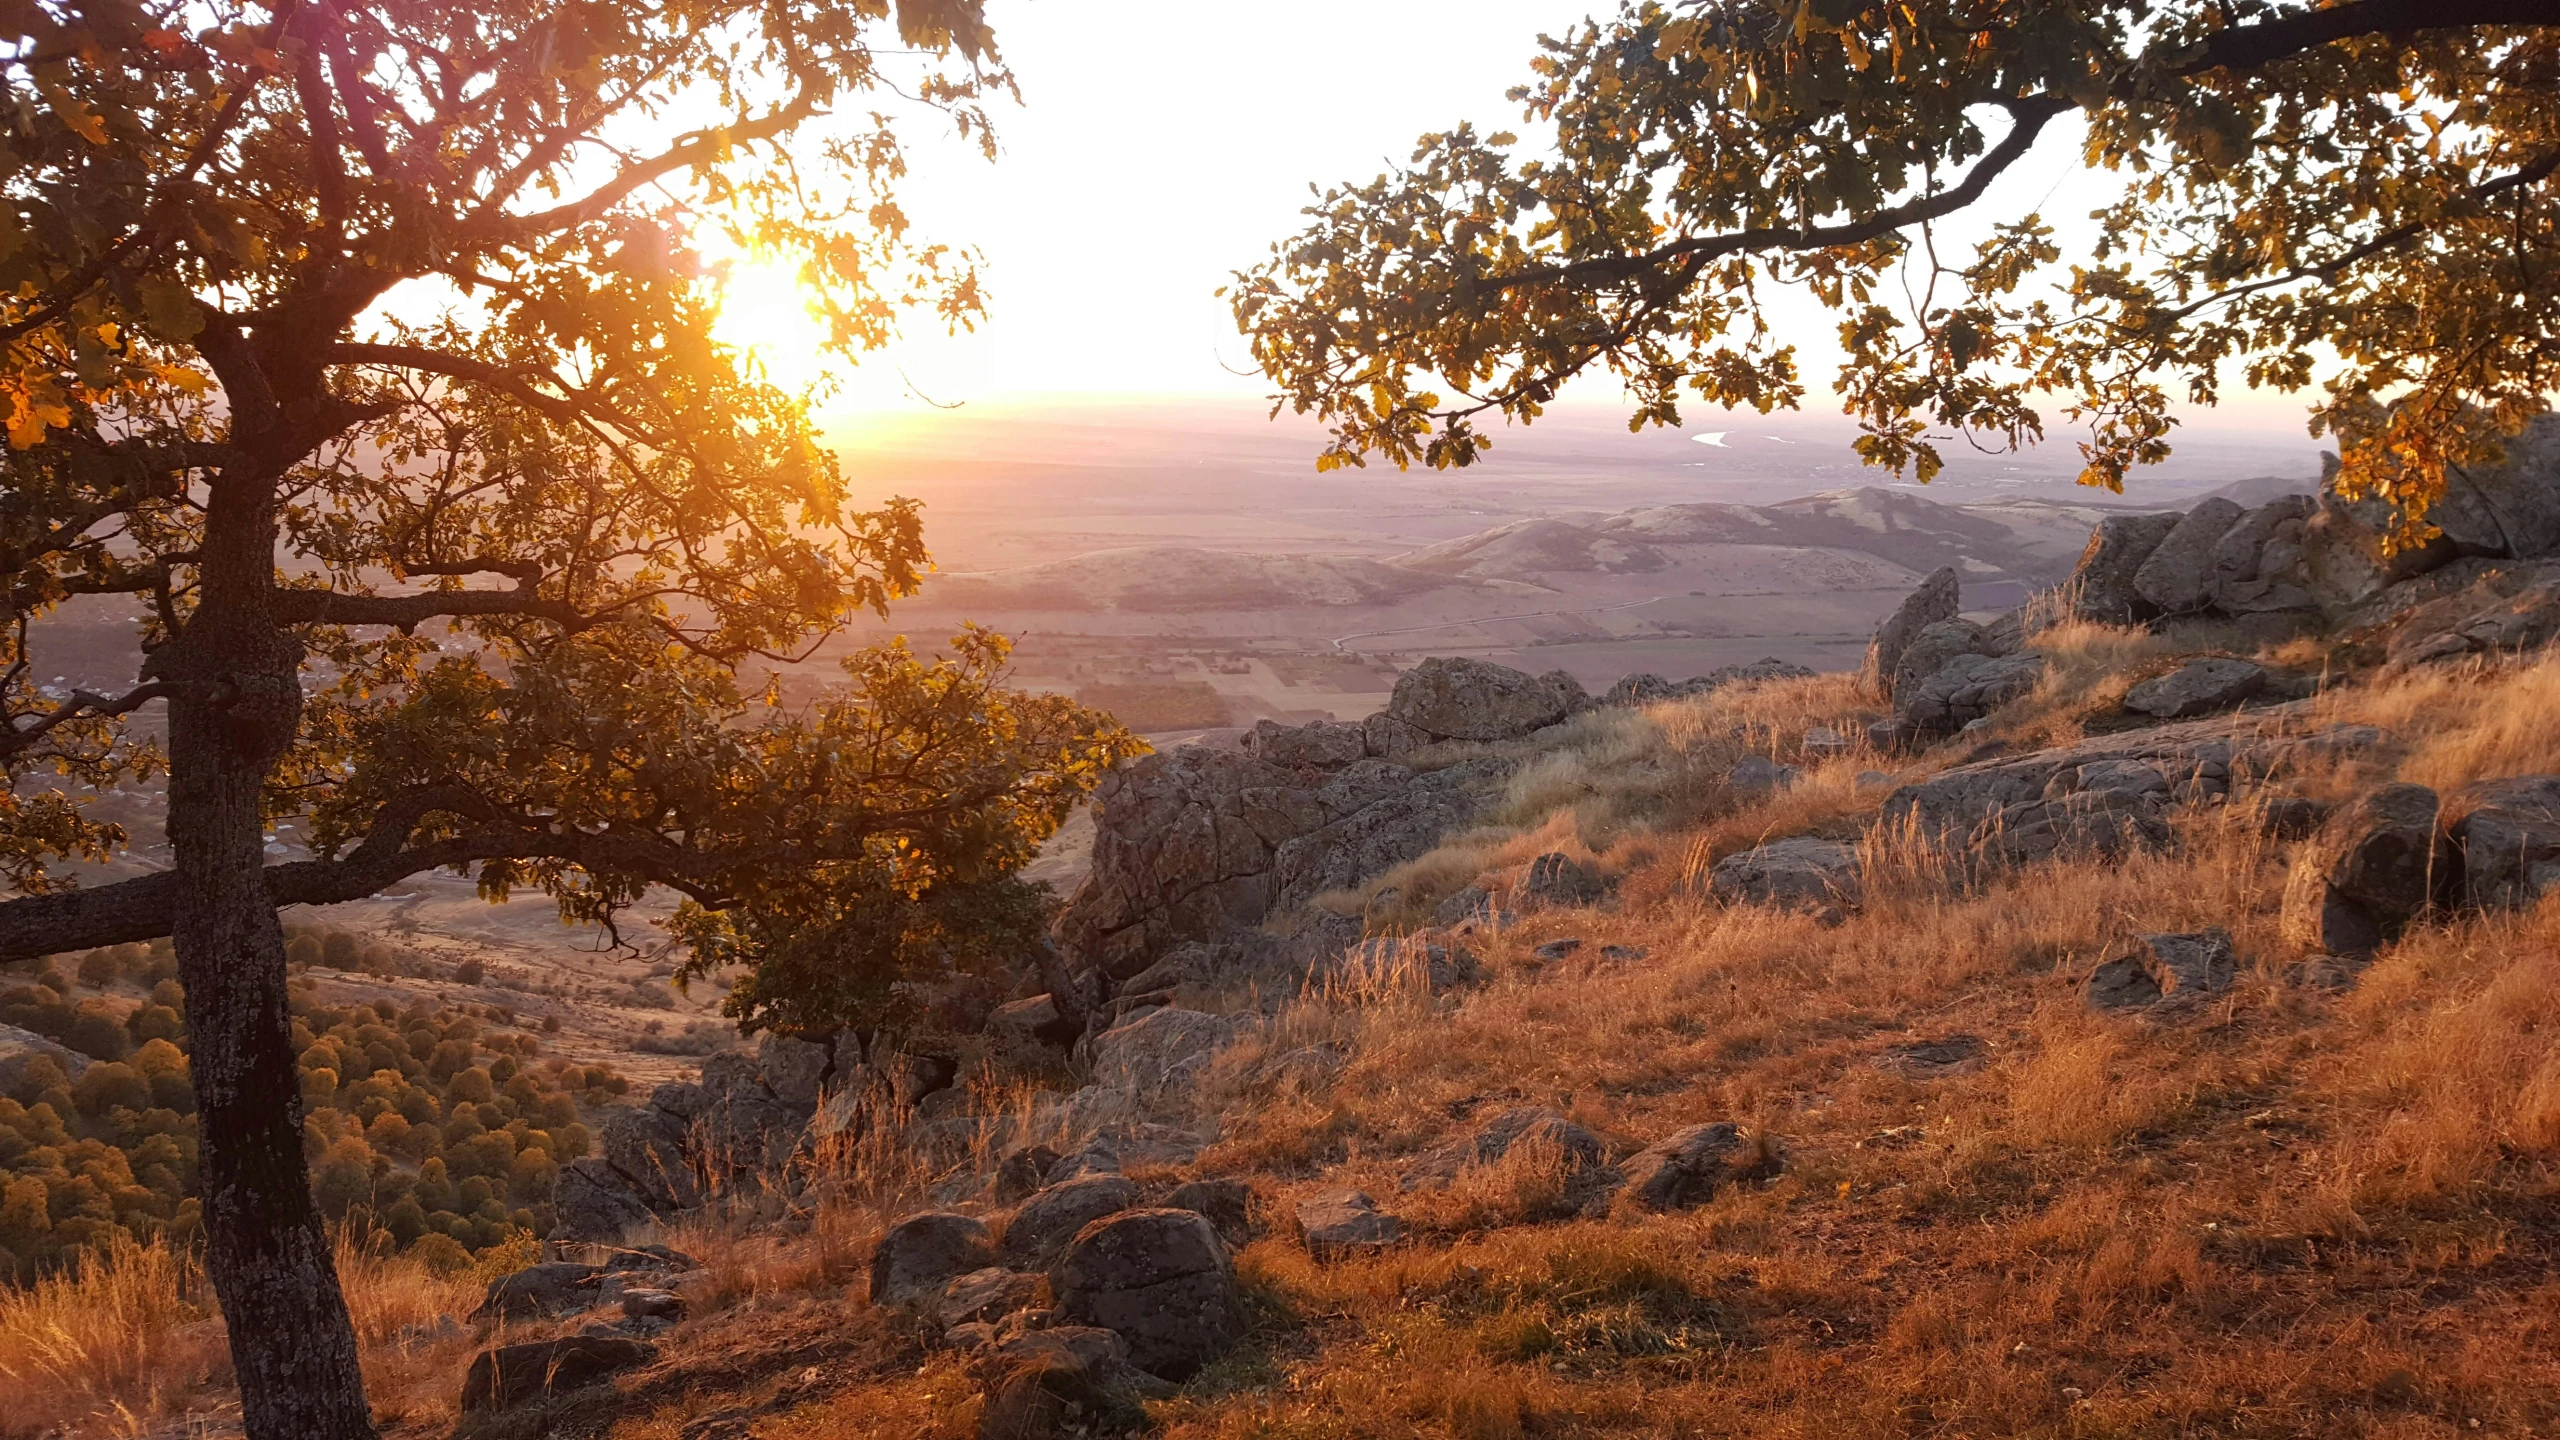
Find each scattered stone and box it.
[1002,1176,1142,1267]
[2441,775,2560,909]
[1532,938,1584,961]
[1341,935,1483,993]
[1050,1209,1241,1381]
[1803,725,1853,758]
[756,1032,832,1108]
[1434,884,1497,926]
[975,1334,1142,1440]
[618,1287,684,1321]
[1401,1105,1608,1191]
[2246,794,2334,841]
[1891,618,1995,700]
[993,1144,1064,1204]
[2070,512,2184,624]
[939,1267,1046,1328]
[1598,944,1648,962]
[2122,658,2272,719]
[1161,1179,1255,1246]
[1522,852,1604,907]
[1708,837,1861,912]
[2086,930,2239,1012]
[1855,769,1895,788]
[871,1213,998,1304]
[1294,1188,1405,1258]
[989,994,1076,1051]
[1728,755,1803,794]
[1864,565,1963,697]
[1616,1122,1759,1212]
[460,1335,656,1414]
[1871,1035,1987,1077]
[2280,784,2446,957]
[471,1262,603,1323]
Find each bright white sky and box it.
[710,0,2316,441]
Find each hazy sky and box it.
[714,1,2316,441]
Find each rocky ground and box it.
[333,419,2560,1440]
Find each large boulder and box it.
[1051,1209,1241,1380]
[1401,1106,1608,1192]
[1615,1123,1756,1212]
[550,1158,658,1243]
[470,1262,604,1323]
[2424,412,2560,558]
[1707,838,1861,913]
[1246,718,1368,771]
[755,1032,832,1109]
[1863,566,1962,698]
[1387,657,1571,741]
[1001,1176,1142,1267]
[598,1104,699,1211]
[2280,784,2446,957]
[1521,851,1604,907]
[1889,619,1994,701]
[2132,499,2247,615]
[2070,512,2182,624]
[871,1213,998,1303]
[2441,776,2560,910]
[2207,495,2319,611]
[1089,1007,1238,1106]
[460,1336,655,1415]
[1267,758,1508,912]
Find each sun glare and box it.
[711,254,843,398]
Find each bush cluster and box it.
[0,951,634,1282]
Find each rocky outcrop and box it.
[1883,713,2389,874]
[2071,512,2183,624]
[0,1024,91,1093]
[1088,1008,1238,1105]
[1602,658,1818,708]
[1400,1106,1608,1193]
[1895,651,2044,735]
[2280,784,2446,958]
[2132,498,2248,616]
[872,1213,999,1303]
[1521,851,1604,907]
[1863,565,1961,697]
[1001,1176,1140,1266]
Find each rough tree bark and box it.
[156,450,378,1439]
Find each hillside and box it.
[20,433,2560,1439]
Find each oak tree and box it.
[1234,0,2560,541]
[0,1,1136,1435]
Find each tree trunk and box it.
[164,488,379,1437]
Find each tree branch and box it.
[0,682,188,761]
[2173,0,2560,77]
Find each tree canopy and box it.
[1233,0,2560,543]
[0,0,1133,1434]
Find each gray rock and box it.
[1890,618,1993,701]
[1268,758,1508,912]
[989,994,1073,1051]
[1051,1209,1241,1380]
[2280,784,2446,957]
[1895,651,2044,734]
[871,1212,998,1304]
[1532,938,1584,961]
[2133,499,2247,615]
[1315,758,1417,817]
[1871,1035,1987,1077]
[1707,837,1861,912]
[2246,795,2334,841]
[2085,930,2239,1012]
[1362,709,1432,759]
[1728,755,1802,794]
[551,1158,658,1243]
[1603,673,1678,707]
[1294,1189,1405,1258]
[977,1327,1153,1437]
[1538,668,1595,719]
[1089,1008,1237,1104]
[1616,1123,1755,1212]
[1434,885,1495,925]
[993,1143,1064,1203]
[2122,658,2271,718]
[755,1032,832,1109]
[2426,412,2560,558]
[1864,566,1962,697]
[0,1023,91,1093]
[2070,512,2183,624]
[619,1287,684,1321]
[1401,1105,1608,1192]
[2207,495,2320,607]
[1162,1178,1255,1246]
[1340,935,1482,994]
[1247,718,1369,770]
[460,1335,656,1414]
[1002,1176,1142,1266]
[2442,775,2560,910]
[1387,656,1572,741]
[938,1266,1045,1327]
[471,1262,604,1323]
[1522,851,1604,907]
[1803,726,1853,758]
[598,1104,698,1210]
[2389,575,2560,667]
